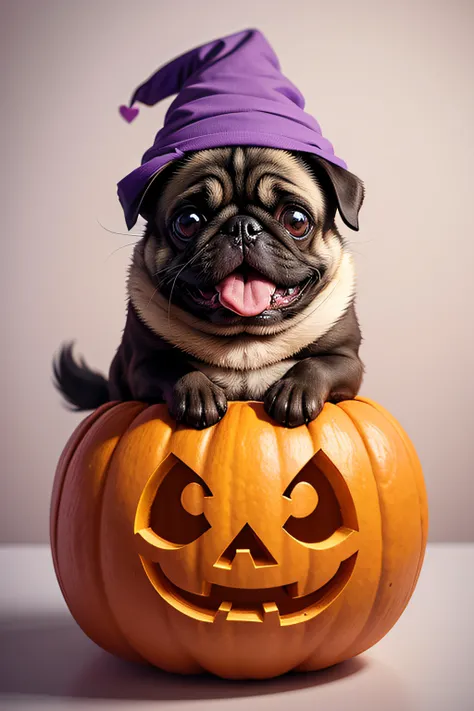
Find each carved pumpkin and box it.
[50,398,428,679]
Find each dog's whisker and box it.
[141,244,209,324]
[102,241,138,265]
[346,249,367,258]
[144,285,160,312]
[153,247,206,282]
[287,276,342,323]
[344,238,373,245]
[166,246,209,328]
[96,217,143,237]
[258,273,342,325]
[153,264,181,278]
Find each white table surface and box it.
[0,543,472,711]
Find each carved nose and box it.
[223,215,263,246]
[217,524,277,569]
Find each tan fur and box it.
[317,229,342,266]
[127,240,355,370]
[247,153,326,215]
[173,175,226,211]
[156,147,326,217]
[143,232,173,279]
[204,177,224,209]
[232,147,246,194]
[158,149,235,219]
[256,175,279,208]
[190,358,300,398]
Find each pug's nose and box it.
[223,215,263,246]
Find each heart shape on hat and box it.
[119,105,139,123]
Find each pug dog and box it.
[53,146,365,429]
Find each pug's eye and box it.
[279,206,311,239]
[172,208,206,241]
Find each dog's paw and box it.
[264,376,325,428]
[168,372,228,429]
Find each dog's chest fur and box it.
[189,359,299,399]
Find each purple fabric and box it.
[117,28,347,229]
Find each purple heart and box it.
[119,104,139,123]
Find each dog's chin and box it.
[174,270,322,327]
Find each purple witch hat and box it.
[117,28,347,229]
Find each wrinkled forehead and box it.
[158,147,325,217]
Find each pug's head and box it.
[138,147,364,333]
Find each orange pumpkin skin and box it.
[50,398,428,679]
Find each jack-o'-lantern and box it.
[50,398,428,679]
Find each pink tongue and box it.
[216,271,276,317]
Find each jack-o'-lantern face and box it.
[52,399,428,677]
[135,420,359,626]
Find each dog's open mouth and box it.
[183,267,314,317]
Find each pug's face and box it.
[141,147,363,332]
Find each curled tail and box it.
[52,341,110,411]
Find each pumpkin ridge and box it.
[354,396,428,591]
[101,404,202,674]
[96,403,152,662]
[335,400,424,660]
[50,402,118,614]
[335,403,385,657]
[58,402,146,660]
[297,402,382,669]
[170,405,245,669]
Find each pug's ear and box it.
[311,157,365,231]
[138,174,167,224]
[137,162,180,224]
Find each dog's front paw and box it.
[168,372,227,429]
[264,375,325,428]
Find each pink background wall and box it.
[1,0,473,542]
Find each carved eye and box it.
[283,455,345,543]
[148,459,212,545]
[181,482,207,516]
[278,206,311,239]
[286,481,319,519]
[172,207,206,241]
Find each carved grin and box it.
[141,553,357,626]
